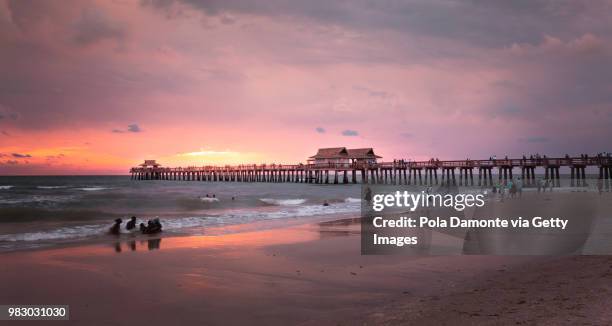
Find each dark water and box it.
[0,176,361,251]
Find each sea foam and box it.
[78,187,109,191]
[260,198,306,206]
[37,186,68,189]
[0,201,361,245]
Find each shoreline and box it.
[2,216,610,325]
[0,212,359,254]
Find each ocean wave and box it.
[0,224,109,242]
[0,185,14,190]
[199,197,220,203]
[260,198,306,206]
[0,201,361,244]
[165,201,360,230]
[0,195,77,205]
[344,197,361,203]
[78,187,109,191]
[0,198,27,205]
[37,186,68,189]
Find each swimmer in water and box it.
[141,219,163,234]
[126,216,137,230]
[109,218,122,235]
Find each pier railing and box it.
[129,155,612,186]
[131,157,611,173]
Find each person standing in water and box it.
[516,178,523,198]
[109,218,122,235]
[126,216,137,230]
[549,179,553,192]
[509,180,517,198]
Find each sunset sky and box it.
[1,0,612,174]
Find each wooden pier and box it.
[130,156,612,187]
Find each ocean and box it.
[0,176,361,252]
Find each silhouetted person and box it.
[126,216,137,230]
[323,201,329,207]
[109,218,122,235]
[141,219,162,234]
[146,220,155,233]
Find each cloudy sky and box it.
[1,0,611,174]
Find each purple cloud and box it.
[127,124,142,132]
[341,130,359,137]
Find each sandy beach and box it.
[2,217,611,325]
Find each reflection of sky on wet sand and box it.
[0,219,366,285]
[317,218,361,239]
[12,224,323,261]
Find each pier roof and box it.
[309,147,349,159]
[309,147,381,159]
[139,160,161,167]
[347,148,382,159]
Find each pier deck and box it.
[130,156,612,187]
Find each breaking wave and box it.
[199,197,220,203]
[259,198,307,206]
[37,186,68,189]
[0,201,360,245]
[78,187,109,191]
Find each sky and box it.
[1,0,612,175]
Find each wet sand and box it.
[1,218,611,325]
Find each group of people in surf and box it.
[109,216,163,235]
[492,178,523,200]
